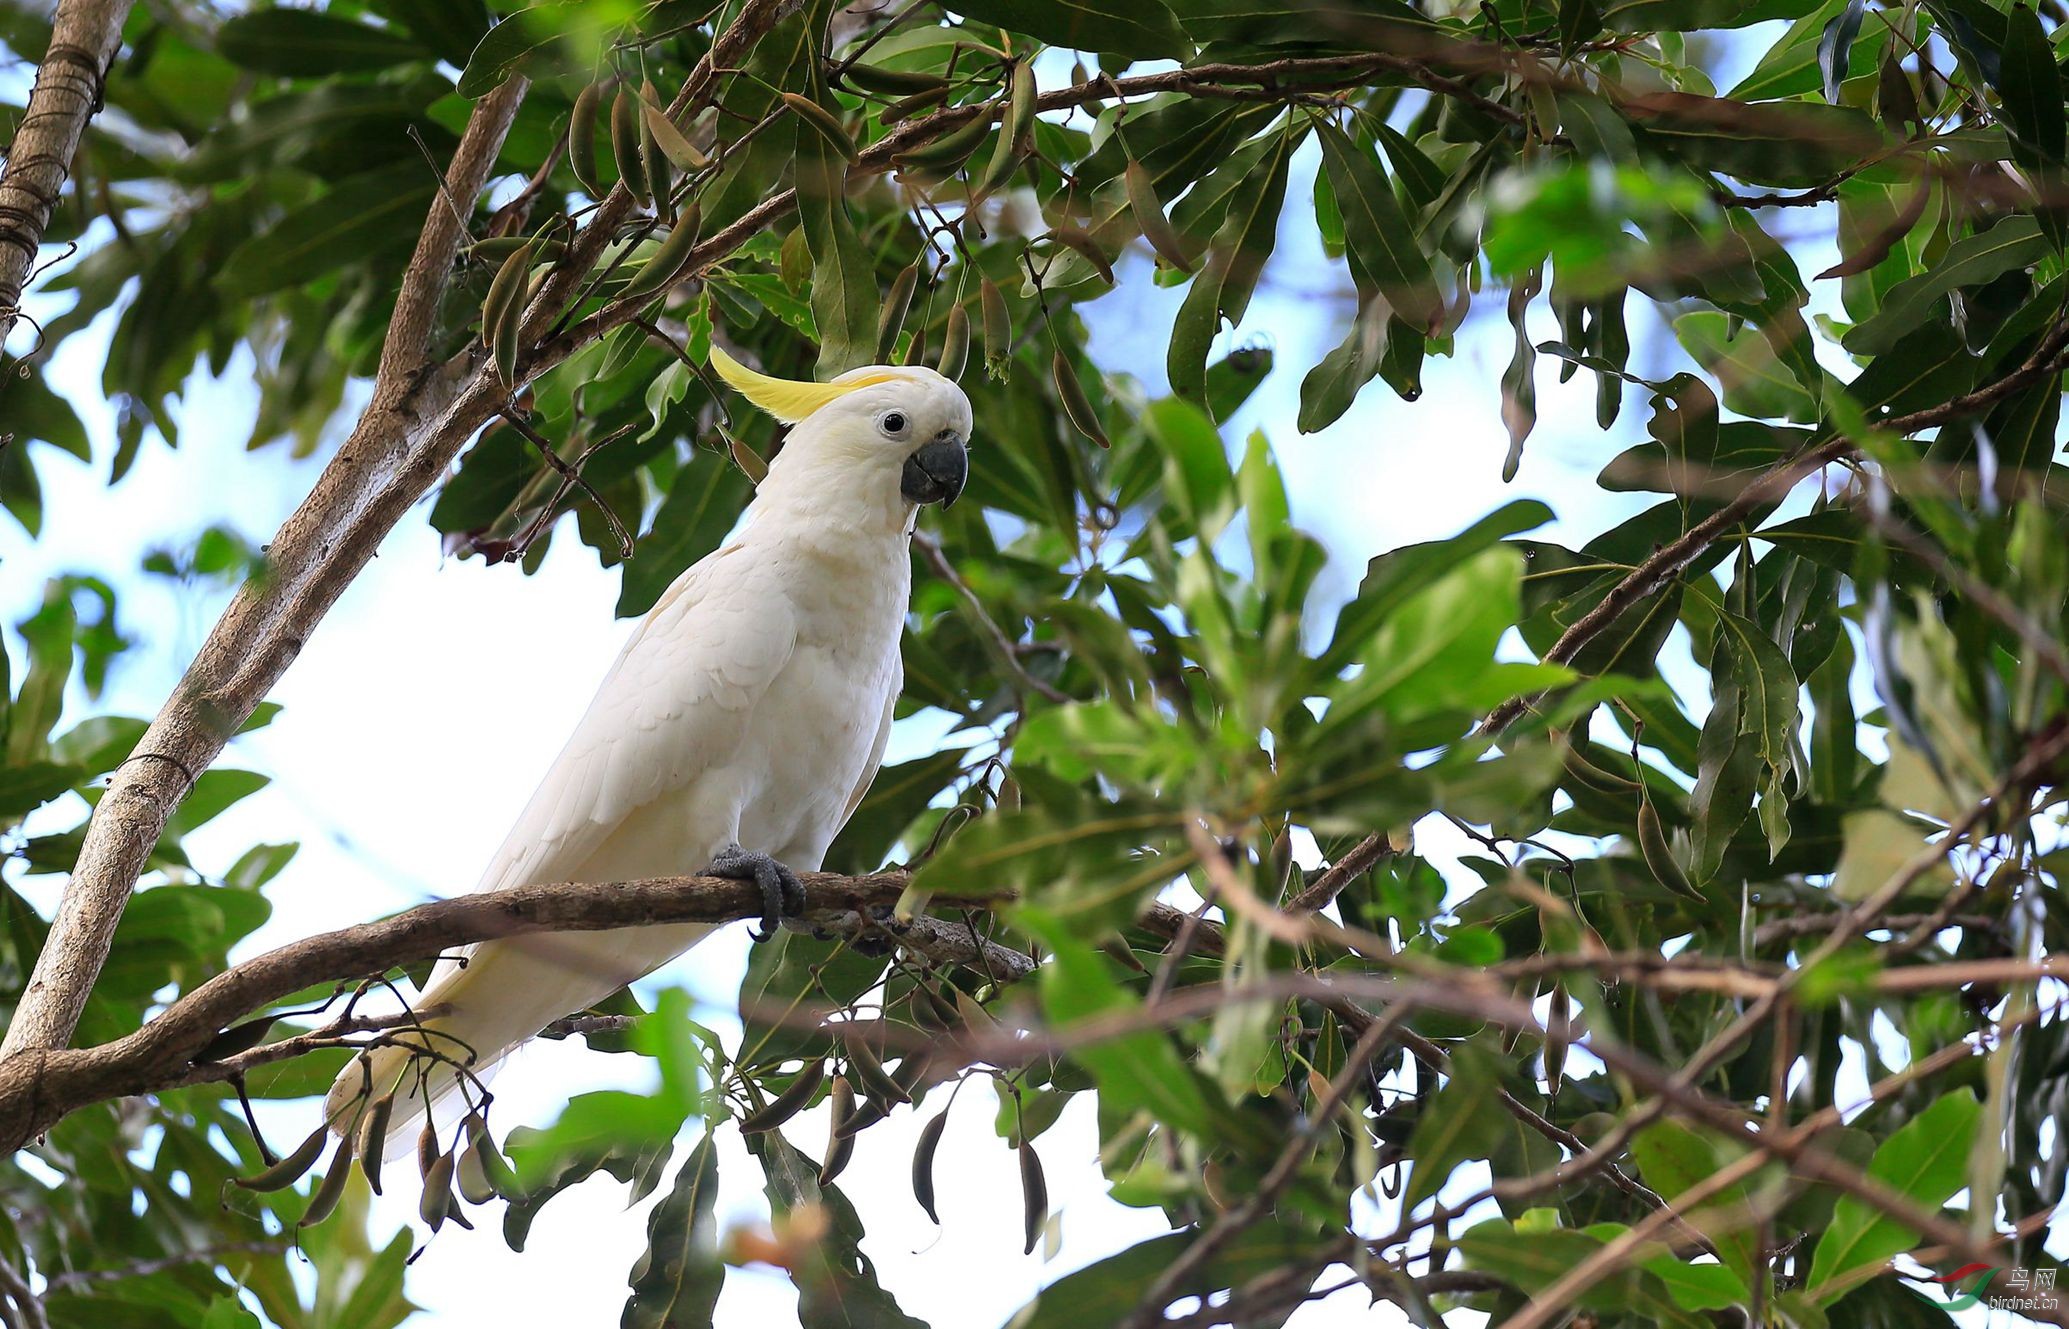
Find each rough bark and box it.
[0,78,527,1058]
[0,0,132,351]
[0,869,1022,1151]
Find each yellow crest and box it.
[708,345,901,424]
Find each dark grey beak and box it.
[901,435,968,508]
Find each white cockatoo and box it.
[326,349,971,1138]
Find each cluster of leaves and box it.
[5,0,2069,1324]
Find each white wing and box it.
[477,547,797,897]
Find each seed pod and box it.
[882,85,951,124]
[1018,1139,1047,1255]
[355,1091,395,1195]
[973,62,1036,198]
[845,62,950,95]
[979,276,1010,378]
[611,88,648,207]
[468,235,567,263]
[936,304,969,379]
[826,1073,858,1136]
[782,92,857,161]
[727,430,769,486]
[457,1136,497,1205]
[738,1057,827,1134]
[1637,798,1700,900]
[819,1076,859,1185]
[912,1108,949,1223]
[641,99,709,171]
[1562,739,1639,794]
[1544,984,1570,1093]
[482,238,536,387]
[639,83,672,220]
[196,1015,276,1064]
[420,1152,456,1231]
[876,263,919,364]
[892,1049,936,1099]
[1053,351,1110,448]
[417,1119,440,1180]
[847,1030,910,1106]
[1046,225,1113,283]
[569,81,605,197]
[833,1095,888,1139]
[1125,160,1192,272]
[233,1125,328,1192]
[893,113,989,168]
[619,205,701,304]
[1001,59,1037,151]
[298,1135,356,1227]
[922,980,961,1028]
[444,1194,476,1230]
[465,1116,521,1199]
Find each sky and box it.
[0,21,2038,1328]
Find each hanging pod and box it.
[819,1075,858,1185]
[876,264,919,364]
[355,1091,395,1195]
[298,1134,356,1228]
[638,82,673,221]
[893,112,989,169]
[641,99,709,172]
[738,1056,827,1134]
[1053,351,1110,448]
[619,204,702,304]
[782,92,857,161]
[979,276,1010,378]
[881,85,951,124]
[1637,797,1699,901]
[911,1108,949,1223]
[1125,160,1192,272]
[1018,1139,1047,1255]
[232,1126,328,1192]
[846,1029,910,1106]
[569,81,605,197]
[481,237,537,388]
[936,304,969,379]
[420,1151,456,1231]
[611,87,649,207]
[844,62,950,95]
[973,59,1036,198]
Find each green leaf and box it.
[945,0,1188,58]
[1805,1089,1982,1302]
[1015,908,1265,1153]
[1014,1223,1316,1327]
[1626,94,1882,187]
[219,163,435,298]
[1168,129,1294,402]
[623,1130,723,1329]
[1402,1043,1506,1211]
[1843,216,2047,355]
[1315,121,1442,334]
[796,110,876,377]
[1459,1219,1708,1327]
[1632,1121,1764,1294]
[748,1133,930,1327]
[216,10,429,77]
[1996,5,2065,170]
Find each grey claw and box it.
[704,845,806,943]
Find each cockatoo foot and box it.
[704,846,806,942]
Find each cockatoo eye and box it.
[878,411,910,439]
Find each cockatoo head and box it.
[709,347,971,527]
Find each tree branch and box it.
[0,0,131,352]
[1480,316,2069,735]
[0,868,1019,1152]
[0,78,530,1061]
